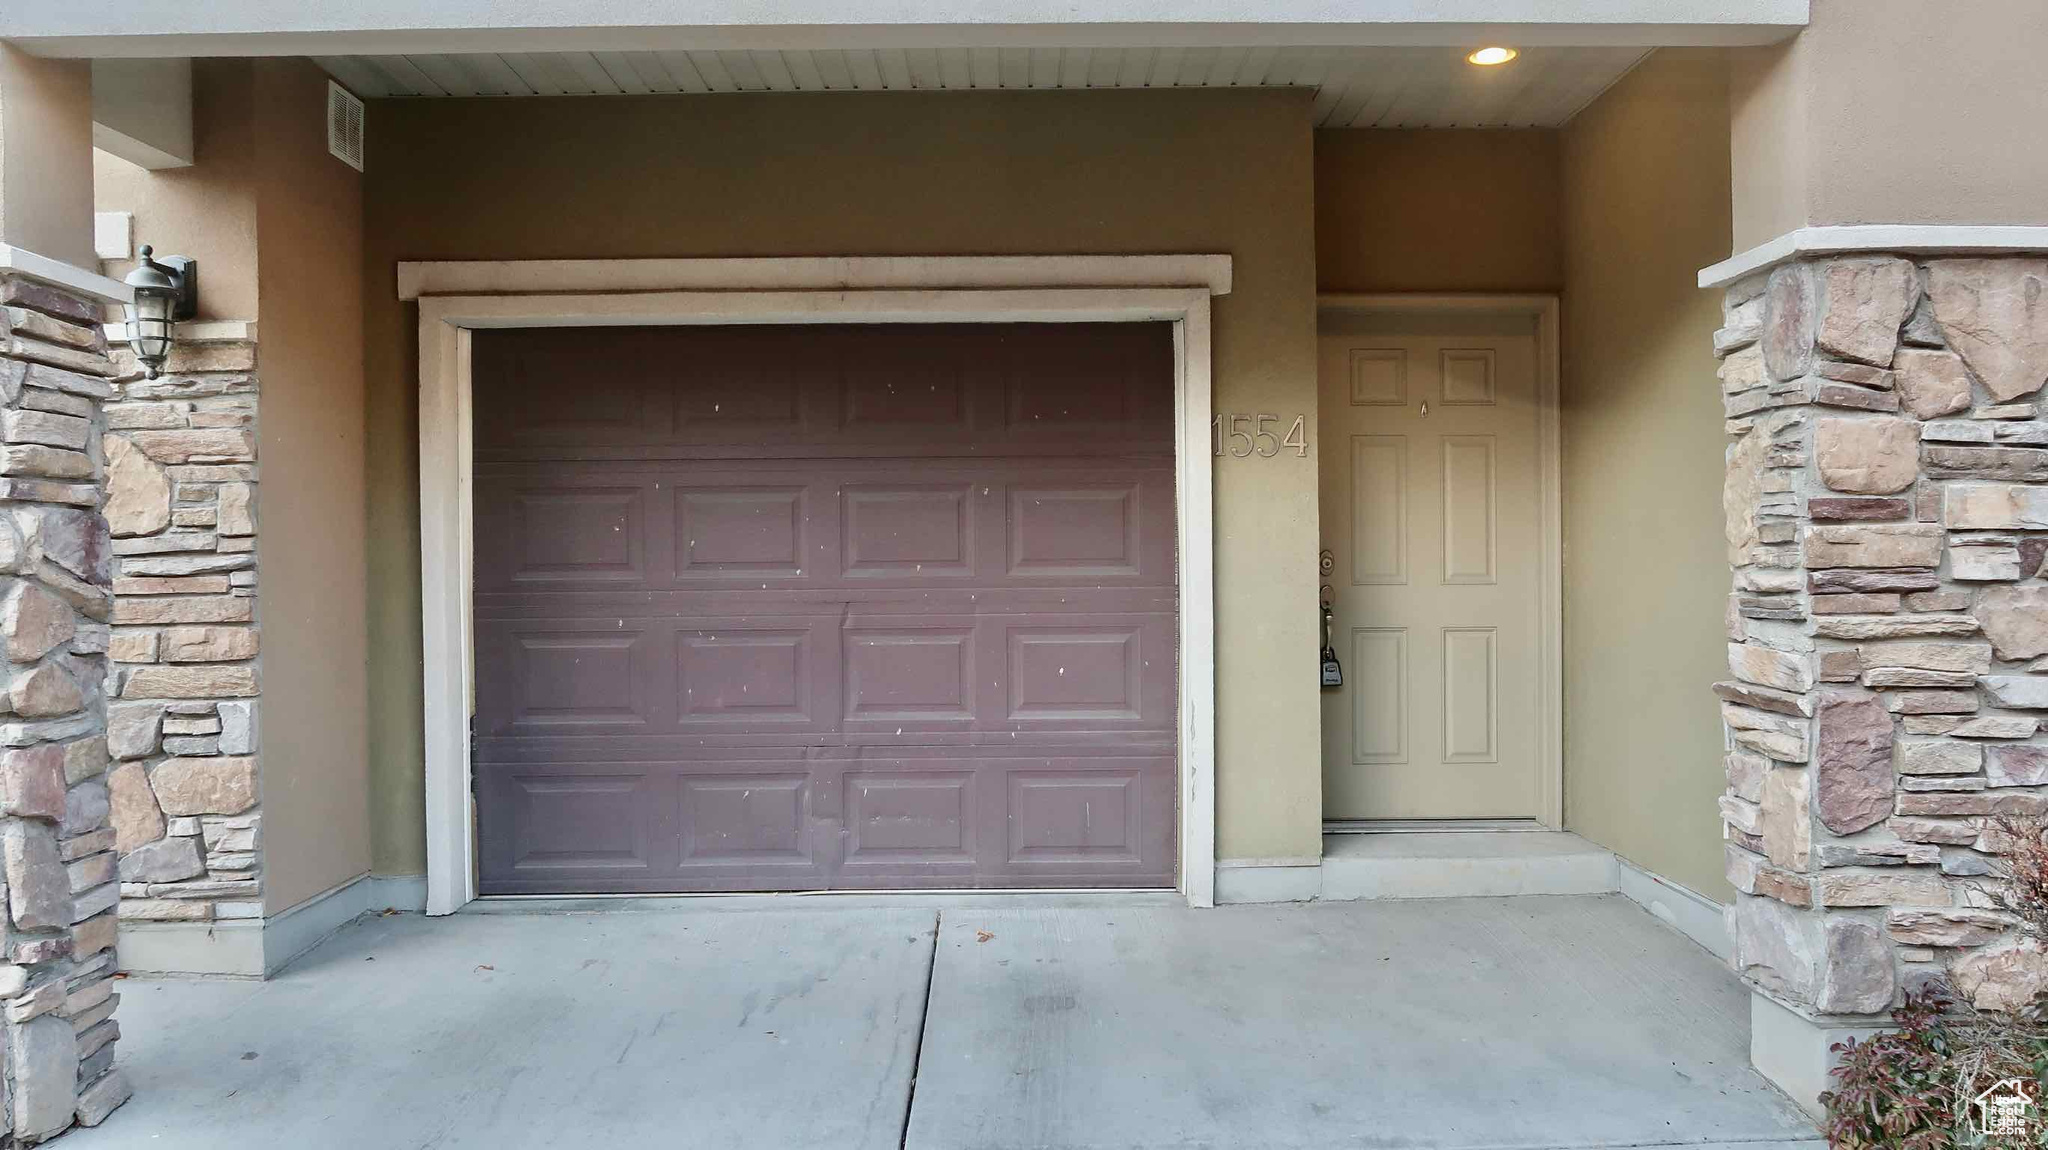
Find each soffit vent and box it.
[327,80,365,172]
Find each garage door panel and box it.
[473,323,1177,894]
[476,623,668,736]
[479,766,677,885]
[676,620,839,733]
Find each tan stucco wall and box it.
[363,88,1322,877]
[249,58,369,913]
[1560,49,1733,899]
[1729,0,2048,249]
[93,60,258,322]
[94,58,371,915]
[1315,128,1562,295]
[0,45,94,269]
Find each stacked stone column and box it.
[0,275,131,1138]
[1721,254,2048,1019]
[102,336,261,928]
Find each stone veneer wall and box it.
[101,338,259,930]
[1720,255,2048,1017]
[0,274,132,1137]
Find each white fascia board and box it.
[1699,224,2048,289]
[5,0,1808,56]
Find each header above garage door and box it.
[1,0,1807,58]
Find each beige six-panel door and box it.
[1318,311,1544,820]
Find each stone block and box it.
[1815,871,1951,907]
[1726,751,1768,802]
[216,700,253,755]
[1804,523,1943,568]
[102,433,169,538]
[75,1069,130,1127]
[10,1013,77,1140]
[1814,417,1919,494]
[217,481,254,536]
[1897,790,2048,817]
[1728,642,1813,692]
[105,702,160,761]
[1882,690,1980,714]
[1950,935,2048,1013]
[61,779,107,837]
[1813,692,1894,835]
[1816,841,1940,867]
[1816,256,1917,367]
[119,664,256,699]
[117,835,204,883]
[1983,676,2048,709]
[1950,541,2023,581]
[1892,736,1990,773]
[1814,614,1978,640]
[1886,909,2012,947]
[1730,893,1819,1000]
[1763,264,1817,382]
[1761,766,1812,869]
[72,912,114,959]
[1988,745,2048,788]
[1890,817,1982,845]
[8,663,81,719]
[159,625,258,663]
[110,595,251,626]
[1817,917,1897,1014]
[1923,445,2048,482]
[126,428,254,464]
[0,744,65,821]
[106,761,163,853]
[1725,704,1811,762]
[1,821,69,929]
[149,756,256,816]
[1953,716,2039,739]
[1812,593,1899,614]
[1976,585,2048,660]
[1894,346,1975,419]
[0,582,75,664]
[1946,483,2048,530]
[1808,497,1911,522]
[1859,642,1992,674]
[1926,258,2048,402]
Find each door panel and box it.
[471,323,1178,893]
[1318,318,1544,819]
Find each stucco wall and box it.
[1559,49,1733,899]
[93,59,258,321]
[1729,0,2048,249]
[363,87,1322,877]
[250,58,369,913]
[1315,128,1562,295]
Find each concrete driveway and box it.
[75,894,1818,1150]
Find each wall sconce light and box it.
[121,245,198,380]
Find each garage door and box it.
[470,323,1179,893]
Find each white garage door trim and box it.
[414,265,1226,916]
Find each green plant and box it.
[1821,987,1958,1150]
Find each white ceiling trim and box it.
[315,44,1652,129]
[2,1,1807,57]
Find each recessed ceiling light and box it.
[1467,46,1518,66]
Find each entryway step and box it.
[1318,831,1617,902]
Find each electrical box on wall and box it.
[327,81,365,172]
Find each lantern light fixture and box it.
[121,245,198,380]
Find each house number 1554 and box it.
[1212,413,1308,458]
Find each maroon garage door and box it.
[470,323,1179,893]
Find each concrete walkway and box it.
[74,894,1818,1150]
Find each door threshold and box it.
[1323,818,1548,835]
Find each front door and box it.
[1317,310,1546,821]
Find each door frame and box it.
[1315,293,1564,830]
[409,256,1230,914]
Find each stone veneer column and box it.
[0,274,131,1137]
[101,335,261,940]
[1719,255,2048,1084]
